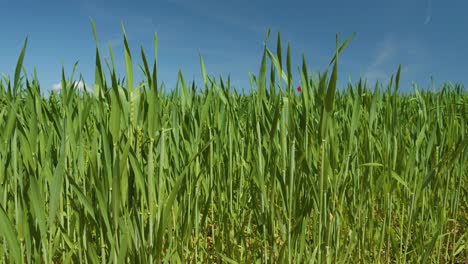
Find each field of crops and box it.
[0,23,467,263]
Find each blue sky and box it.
[1,0,467,94]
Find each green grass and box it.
[0,22,467,263]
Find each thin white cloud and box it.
[52,83,62,91]
[364,36,398,84]
[52,80,93,92]
[165,0,268,36]
[364,65,410,84]
[362,35,426,89]
[370,36,397,68]
[425,0,432,25]
[363,70,388,85]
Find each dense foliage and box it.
[0,23,466,263]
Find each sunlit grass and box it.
[0,21,466,263]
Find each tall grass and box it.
[0,22,466,263]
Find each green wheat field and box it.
[0,22,467,263]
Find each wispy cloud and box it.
[363,69,389,86]
[80,0,162,49]
[425,0,432,25]
[165,0,269,37]
[371,37,397,68]
[52,80,92,92]
[52,83,62,91]
[363,34,428,90]
[363,35,398,85]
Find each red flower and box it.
[296,86,301,92]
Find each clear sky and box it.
[1,0,467,94]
